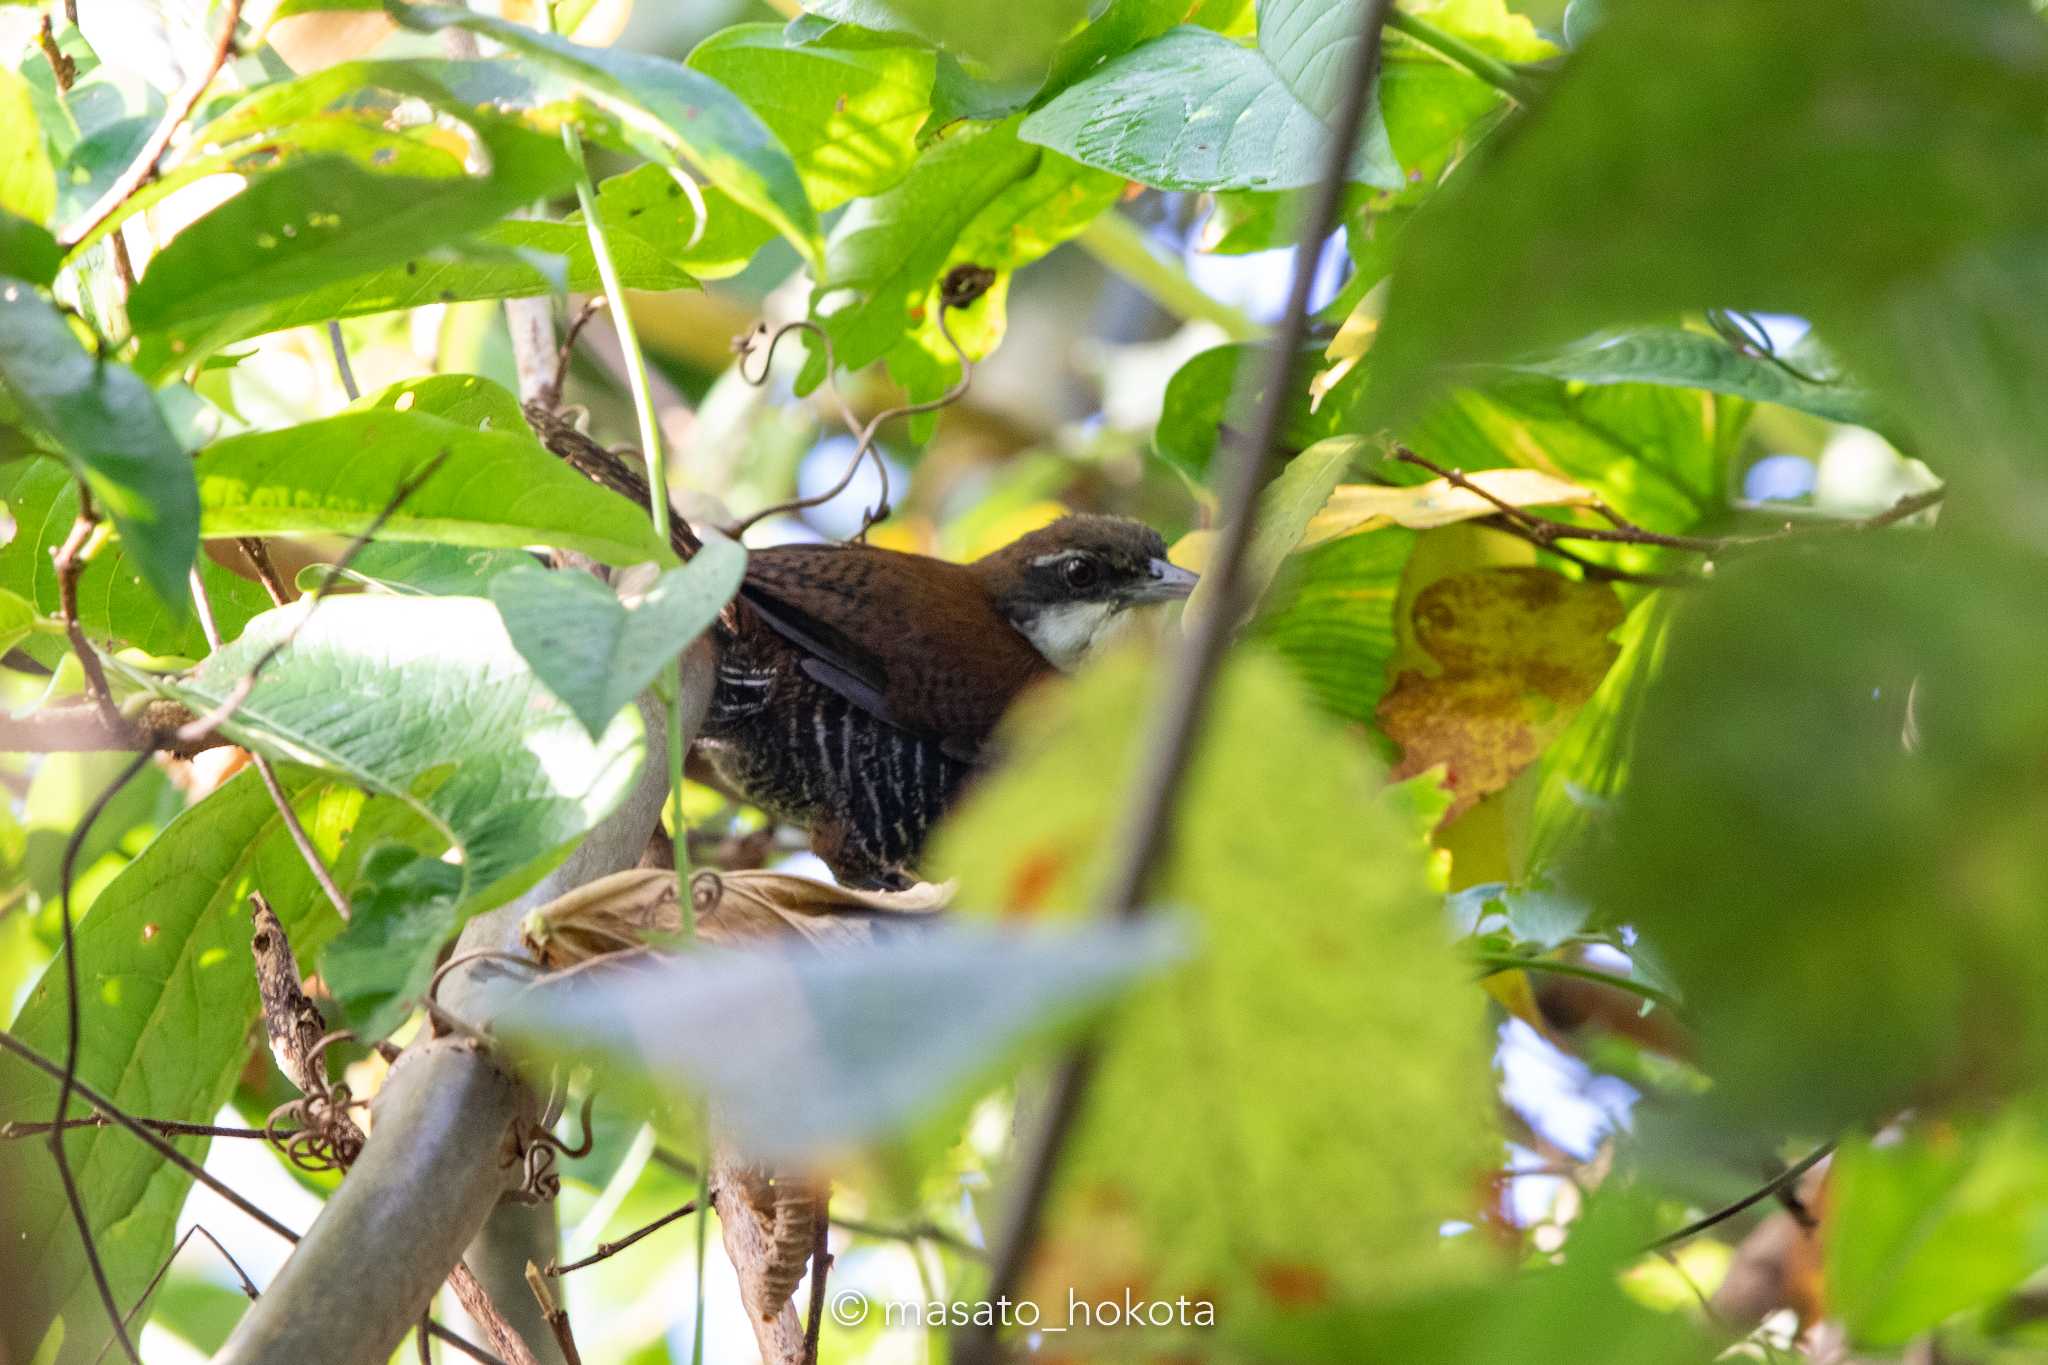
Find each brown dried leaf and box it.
[1304,468,1599,545]
[1377,568,1624,820]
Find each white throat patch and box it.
[1016,599,1125,672]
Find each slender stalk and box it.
[1469,952,1681,1013]
[1385,9,1540,104]
[557,97,695,935]
[960,5,1400,1360]
[1075,213,1265,344]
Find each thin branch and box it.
[192,569,351,919]
[1074,212,1266,343]
[52,746,155,1365]
[546,296,607,410]
[525,1263,583,1365]
[236,537,294,606]
[1470,951,1681,1013]
[962,5,1399,1359]
[545,1200,699,1275]
[175,449,449,749]
[36,13,76,90]
[1644,1143,1836,1252]
[0,700,227,755]
[1,1115,284,1141]
[447,1262,543,1365]
[828,1214,984,1261]
[86,1223,258,1365]
[0,1027,303,1243]
[802,1196,832,1365]
[59,0,246,249]
[327,321,361,402]
[54,495,123,732]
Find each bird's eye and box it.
[1060,556,1100,590]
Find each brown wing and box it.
[739,544,1050,758]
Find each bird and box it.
[527,404,1197,888]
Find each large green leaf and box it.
[158,218,693,352]
[1018,23,1402,191]
[391,5,822,263]
[933,651,1493,1317]
[0,769,385,1365]
[1361,0,2048,425]
[686,24,934,213]
[1253,525,1415,728]
[488,535,746,740]
[1154,341,1360,481]
[1829,1110,2048,1346]
[803,115,1037,381]
[0,67,55,227]
[120,593,649,1034]
[589,163,776,281]
[125,123,577,352]
[0,281,198,611]
[0,459,268,660]
[191,384,675,568]
[0,209,60,286]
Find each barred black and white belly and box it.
[699,649,970,889]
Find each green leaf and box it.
[686,24,935,213]
[161,217,694,352]
[804,116,1037,381]
[499,920,1179,1160]
[390,5,822,263]
[0,68,55,227]
[1018,24,1402,191]
[802,0,1092,81]
[0,768,376,1365]
[1508,591,1670,877]
[1155,341,1359,481]
[192,385,676,568]
[933,651,1493,1313]
[0,459,268,660]
[489,536,746,740]
[120,594,649,1035]
[591,163,776,281]
[1829,1110,2048,1346]
[0,281,198,611]
[0,585,33,655]
[125,124,577,352]
[1253,526,1415,726]
[1480,327,1891,432]
[1361,0,2048,425]
[0,209,61,287]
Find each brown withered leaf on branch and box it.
[1378,568,1623,821]
[521,868,950,968]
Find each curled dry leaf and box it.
[521,867,950,968]
[1377,567,1624,821]
[1304,468,1600,546]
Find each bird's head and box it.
[974,515,1198,671]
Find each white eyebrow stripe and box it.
[1030,551,1083,570]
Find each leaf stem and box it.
[558,116,696,928]
[1470,951,1681,1012]
[1385,10,1540,104]
[1075,213,1266,344]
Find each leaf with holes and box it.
[490,536,746,740]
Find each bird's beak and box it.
[1132,558,1199,603]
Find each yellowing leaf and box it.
[1307,469,1599,545]
[1378,568,1623,821]
[1310,277,1387,408]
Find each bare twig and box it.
[176,450,449,749]
[36,13,75,90]
[1645,1142,1837,1252]
[546,296,608,410]
[236,537,294,606]
[59,0,247,249]
[54,496,124,733]
[1,1115,284,1141]
[0,701,224,755]
[328,321,361,402]
[546,1200,699,1275]
[192,570,352,919]
[448,1262,543,1365]
[962,8,1398,1359]
[802,1196,832,1365]
[250,894,366,1167]
[525,1263,584,1365]
[51,746,155,1364]
[86,1223,258,1365]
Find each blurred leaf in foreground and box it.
[935,650,1494,1325]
